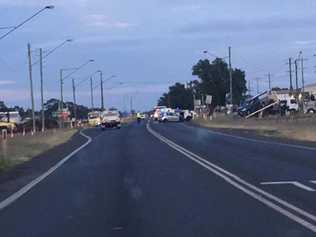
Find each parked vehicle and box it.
[304,94,316,114]
[153,106,166,121]
[0,121,16,132]
[100,110,121,130]
[160,112,180,122]
[0,111,21,131]
[178,110,193,121]
[88,111,101,127]
[0,111,22,124]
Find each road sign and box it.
[205,95,212,105]
[194,99,201,106]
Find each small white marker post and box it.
[1,129,7,140]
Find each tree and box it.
[158,83,194,110]
[192,58,247,106]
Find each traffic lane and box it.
[0,122,313,236]
[151,121,316,181]
[0,125,132,237]
[150,122,316,214]
[106,121,316,236]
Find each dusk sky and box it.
[1,0,316,111]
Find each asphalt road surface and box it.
[1,120,316,237]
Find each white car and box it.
[100,110,121,130]
[160,112,180,122]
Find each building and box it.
[304,83,316,95]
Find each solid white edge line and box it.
[181,123,316,152]
[0,129,92,211]
[147,122,316,233]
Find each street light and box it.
[0,5,55,41]
[32,39,73,66]
[59,59,94,112]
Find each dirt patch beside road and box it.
[193,114,316,142]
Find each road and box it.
[1,120,316,236]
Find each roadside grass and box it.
[193,114,316,142]
[0,129,77,171]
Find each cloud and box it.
[170,4,202,12]
[105,83,169,95]
[179,15,316,35]
[0,80,16,85]
[83,14,134,29]
[294,40,316,45]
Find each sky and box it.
[1,0,316,111]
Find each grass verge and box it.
[0,129,77,171]
[193,114,316,142]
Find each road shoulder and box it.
[0,129,93,203]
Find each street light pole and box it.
[228,46,233,105]
[299,51,305,93]
[99,71,104,110]
[294,59,299,91]
[60,69,64,111]
[39,48,45,132]
[90,77,94,109]
[289,58,293,92]
[0,5,54,41]
[27,43,36,133]
[72,78,77,121]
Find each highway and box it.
[1,120,316,236]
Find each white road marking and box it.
[0,129,92,211]
[182,123,316,152]
[147,122,316,233]
[310,180,316,185]
[261,181,316,192]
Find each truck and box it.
[100,110,121,130]
[238,90,299,118]
[304,94,316,114]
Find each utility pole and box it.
[248,80,251,96]
[59,69,63,129]
[60,69,63,110]
[294,59,299,91]
[256,78,260,94]
[300,52,305,92]
[39,48,45,132]
[130,96,133,114]
[288,58,293,92]
[100,71,104,110]
[268,73,271,91]
[90,77,94,109]
[27,43,36,133]
[228,46,233,105]
[72,78,77,121]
